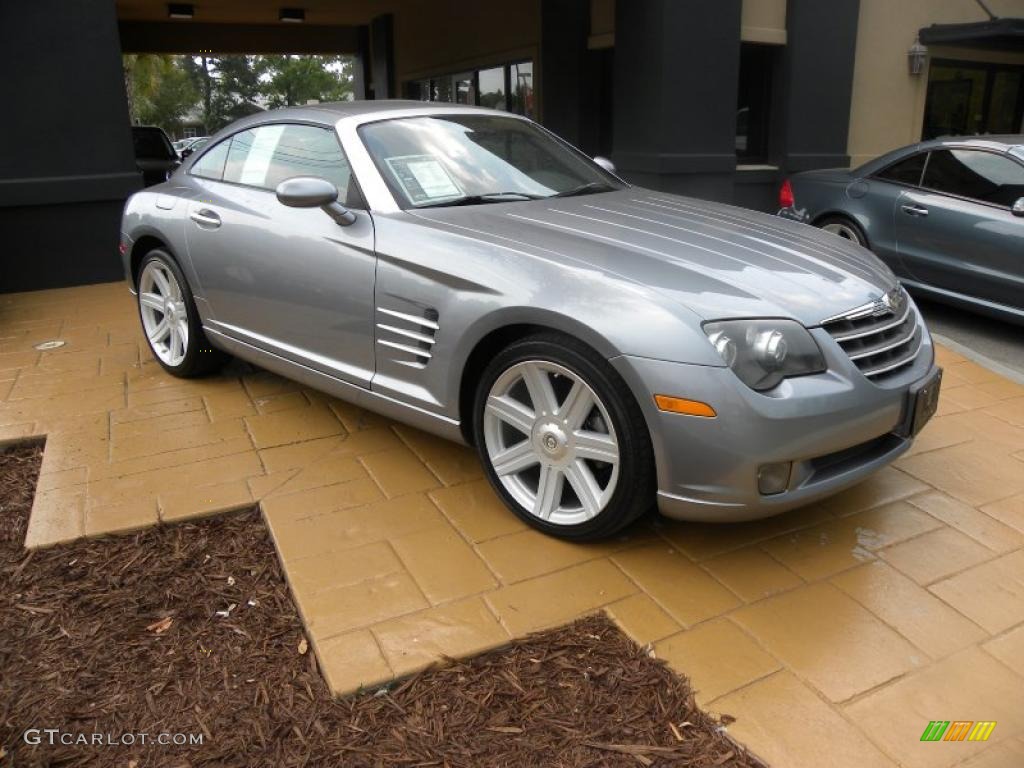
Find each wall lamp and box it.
[280,8,306,23]
[167,3,194,19]
[908,39,928,75]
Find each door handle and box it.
[901,204,929,217]
[189,208,221,228]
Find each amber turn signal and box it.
[653,395,717,417]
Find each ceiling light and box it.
[167,3,194,19]
[280,8,305,23]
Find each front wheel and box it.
[137,249,228,378]
[473,333,655,541]
[818,216,868,247]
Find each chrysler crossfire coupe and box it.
[120,102,941,541]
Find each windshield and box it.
[358,114,623,208]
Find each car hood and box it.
[408,188,897,326]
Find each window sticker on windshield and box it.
[384,154,463,205]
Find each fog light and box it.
[757,462,792,495]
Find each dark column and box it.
[369,14,395,99]
[540,0,596,153]
[0,0,140,292]
[351,26,370,100]
[782,0,860,172]
[612,0,741,202]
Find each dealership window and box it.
[736,43,776,164]
[405,60,534,119]
[923,60,1024,139]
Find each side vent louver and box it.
[376,306,439,368]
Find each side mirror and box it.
[593,156,617,174]
[275,176,356,226]
[1013,197,1024,217]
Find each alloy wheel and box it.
[482,360,620,526]
[138,260,189,367]
[822,221,862,244]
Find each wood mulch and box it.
[0,441,764,767]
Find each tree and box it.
[260,55,353,108]
[124,54,198,133]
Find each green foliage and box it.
[260,55,353,108]
[124,54,198,134]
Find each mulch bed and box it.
[0,441,764,767]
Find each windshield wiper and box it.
[550,181,616,199]
[419,191,544,208]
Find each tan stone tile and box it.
[258,435,347,473]
[99,342,140,374]
[0,388,123,423]
[0,379,13,401]
[985,396,1024,427]
[715,671,896,768]
[733,582,924,702]
[260,476,385,525]
[35,433,109,474]
[604,593,681,645]
[701,547,803,602]
[267,493,443,561]
[942,385,1002,411]
[975,379,1024,401]
[373,597,509,677]
[265,450,367,499]
[831,561,987,659]
[478,526,651,584]
[36,466,89,493]
[247,470,295,500]
[85,498,158,536]
[983,622,1024,678]
[902,414,973,457]
[391,524,496,604]
[929,551,1024,634]
[315,630,393,696]
[111,418,246,463]
[760,501,941,581]
[393,424,483,486]
[203,388,256,421]
[429,479,528,543]
[24,485,86,548]
[286,541,403,594]
[945,360,1003,385]
[844,648,1024,768]
[656,503,834,562]
[907,490,1024,553]
[110,396,205,424]
[6,370,123,402]
[0,422,37,444]
[938,410,1024,451]
[159,479,253,522]
[815,466,930,516]
[242,370,300,399]
[486,560,636,636]
[126,381,208,407]
[95,436,256,481]
[111,409,210,442]
[252,390,308,414]
[898,441,1024,507]
[326,398,392,432]
[298,571,428,639]
[956,739,1024,768]
[879,526,997,584]
[612,544,740,627]
[934,344,966,366]
[359,446,441,498]
[0,349,40,372]
[655,619,778,705]
[244,404,343,449]
[981,493,1024,536]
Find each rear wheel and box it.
[473,333,654,541]
[818,216,867,247]
[137,250,227,377]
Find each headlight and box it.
[704,319,825,391]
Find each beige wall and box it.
[741,0,787,44]
[848,0,1024,168]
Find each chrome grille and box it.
[821,287,921,381]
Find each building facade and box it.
[1,0,1021,291]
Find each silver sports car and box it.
[120,101,941,540]
[779,135,1024,325]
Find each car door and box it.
[863,151,929,274]
[184,122,376,387]
[894,148,1024,311]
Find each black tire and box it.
[472,332,655,541]
[817,215,869,248]
[137,249,228,378]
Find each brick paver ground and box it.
[3,282,1023,768]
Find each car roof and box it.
[221,100,510,131]
[856,134,1024,175]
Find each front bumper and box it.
[611,318,936,522]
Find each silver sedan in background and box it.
[120,102,941,540]
[779,135,1024,325]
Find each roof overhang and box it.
[919,17,1024,51]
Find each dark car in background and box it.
[779,136,1024,324]
[131,126,179,187]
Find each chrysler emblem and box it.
[872,287,904,317]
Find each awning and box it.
[919,18,1024,51]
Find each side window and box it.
[221,124,362,207]
[922,149,1024,207]
[189,138,231,181]
[874,153,927,186]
